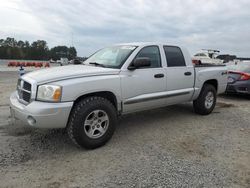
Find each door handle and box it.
[184,72,192,76]
[154,74,164,78]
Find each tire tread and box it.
[193,84,217,115]
[67,96,117,149]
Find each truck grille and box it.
[17,79,32,103]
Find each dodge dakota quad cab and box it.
[10,43,228,149]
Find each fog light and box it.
[27,116,36,126]
[238,87,248,91]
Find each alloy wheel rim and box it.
[84,110,109,139]
[205,91,214,109]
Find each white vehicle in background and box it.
[242,60,250,64]
[57,58,69,66]
[193,49,223,65]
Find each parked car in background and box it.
[10,43,228,149]
[57,58,69,66]
[69,59,82,64]
[226,64,250,94]
[217,54,237,63]
[193,49,223,65]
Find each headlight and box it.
[37,85,62,102]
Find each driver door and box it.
[120,46,167,113]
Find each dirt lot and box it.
[0,71,249,188]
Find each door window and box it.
[135,46,161,68]
[164,46,186,67]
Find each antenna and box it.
[71,32,74,47]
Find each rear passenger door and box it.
[164,46,195,104]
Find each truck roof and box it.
[115,42,182,47]
[115,42,189,58]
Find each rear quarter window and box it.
[164,46,186,67]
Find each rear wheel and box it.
[67,96,117,149]
[193,84,217,115]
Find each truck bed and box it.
[195,63,226,67]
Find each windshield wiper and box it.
[89,62,106,67]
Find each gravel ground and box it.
[0,71,249,188]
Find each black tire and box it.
[67,96,117,149]
[193,84,217,115]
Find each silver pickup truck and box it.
[10,42,228,149]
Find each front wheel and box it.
[193,84,217,115]
[67,96,117,149]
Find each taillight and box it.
[192,59,201,65]
[228,71,250,81]
[239,73,250,81]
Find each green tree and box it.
[30,40,49,60]
[49,46,77,60]
[69,47,77,59]
[0,37,77,60]
[4,37,17,47]
[17,40,25,48]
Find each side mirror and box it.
[128,57,151,70]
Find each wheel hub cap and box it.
[84,110,109,139]
[205,91,214,109]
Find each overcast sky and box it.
[0,0,250,57]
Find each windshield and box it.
[84,45,137,68]
[228,64,250,73]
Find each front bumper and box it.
[9,92,73,128]
[226,82,250,94]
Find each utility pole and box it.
[71,32,74,47]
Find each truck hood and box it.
[23,65,120,84]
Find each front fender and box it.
[50,75,122,104]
